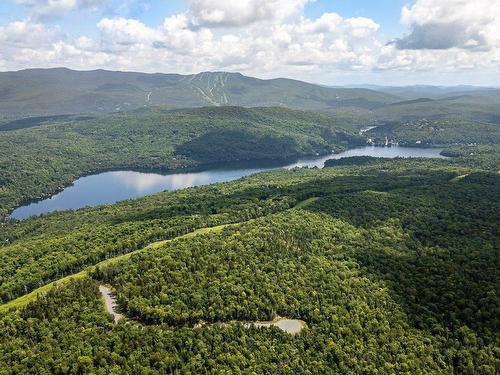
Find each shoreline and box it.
[5,144,447,221]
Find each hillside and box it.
[2,68,500,126]
[0,157,498,373]
[372,91,500,124]
[0,106,363,217]
[349,84,499,99]
[0,68,396,120]
[366,118,500,146]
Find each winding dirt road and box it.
[99,285,122,324]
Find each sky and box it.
[0,0,499,86]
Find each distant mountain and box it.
[2,68,499,125]
[346,84,499,100]
[0,68,397,120]
[373,91,500,124]
[334,84,500,124]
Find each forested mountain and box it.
[365,118,500,146]
[2,103,499,218]
[372,91,500,124]
[0,68,396,120]
[0,68,500,129]
[2,68,500,126]
[0,156,498,373]
[349,84,499,99]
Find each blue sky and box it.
[0,0,409,39]
[306,0,409,34]
[0,0,498,85]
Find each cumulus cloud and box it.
[393,0,500,50]
[187,0,309,27]
[16,0,108,21]
[98,17,160,47]
[0,20,61,47]
[5,7,376,75]
[1,0,499,84]
[0,21,68,68]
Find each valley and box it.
[1,0,499,371]
[10,145,446,220]
[0,106,363,217]
[0,68,498,374]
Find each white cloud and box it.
[1,0,499,85]
[11,8,377,75]
[98,17,160,47]
[16,0,108,20]
[187,0,309,27]
[371,0,500,84]
[394,0,500,50]
[0,21,60,48]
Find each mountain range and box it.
[1,68,499,124]
[0,68,394,119]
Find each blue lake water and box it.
[11,146,446,219]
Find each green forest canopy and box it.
[0,101,499,372]
[0,156,498,373]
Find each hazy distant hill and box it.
[333,84,499,124]
[0,68,397,120]
[2,68,499,125]
[347,84,500,100]
[372,91,500,124]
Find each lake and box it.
[11,146,446,219]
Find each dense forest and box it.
[441,144,500,170]
[0,106,365,217]
[366,118,500,146]
[0,154,498,373]
[0,95,499,373]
